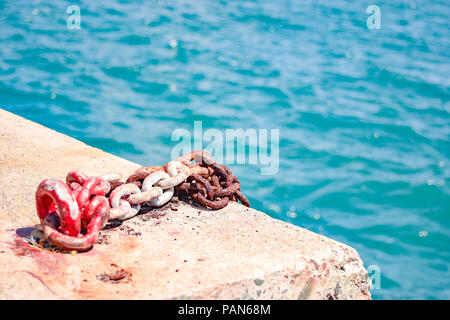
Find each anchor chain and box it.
[34,151,250,251]
[36,172,115,251]
[175,151,250,209]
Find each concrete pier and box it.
[0,109,371,299]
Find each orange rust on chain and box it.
[173,150,250,209]
[126,166,162,185]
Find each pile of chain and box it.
[175,151,250,209]
[34,151,250,252]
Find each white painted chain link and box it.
[107,160,190,221]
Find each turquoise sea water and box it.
[1,0,449,299]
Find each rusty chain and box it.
[34,151,250,251]
[175,151,250,209]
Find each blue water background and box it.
[0,0,449,299]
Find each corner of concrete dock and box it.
[0,108,371,300]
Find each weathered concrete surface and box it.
[0,109,371,300]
